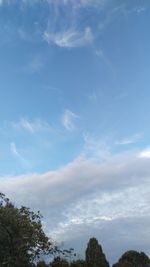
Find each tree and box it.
[0,192,53,267]
[85,237,109,267]
[50,257,69,267]
[70,259,86,267]
[36,261,49,267]
[62,248,76,263]
[113,250,150,267]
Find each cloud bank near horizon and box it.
[1,148,150,262]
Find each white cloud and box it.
[10,142,28,166]
[51,184,150,241]
[139,149,150,158]
[43,27,93,48]
[1,148,150,261]
[61,109,78,131]
[10,142,20,157]
[43,0,97,48]
[115,134,141,145]
[12,118,52,133]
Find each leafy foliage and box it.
[0,192,53,267]
[50,257,69,267]
[113,250,150,267]
[37,261,49,267]
[1,192,150,267]
[70,259,86,267]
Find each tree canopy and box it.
[0,192,150,267]
[0,192,53,267]
[85,237,109,267]
[113,250,150,267]
[50,257,69,267]
[70,259,85,267]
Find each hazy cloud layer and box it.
[1,149,150,262]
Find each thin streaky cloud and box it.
[12,118,52,133]
[10,142,20,157]
[10,142,28,166]
[115,134,141,145]
[61,109,78,131]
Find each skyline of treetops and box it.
[0,192,149,267]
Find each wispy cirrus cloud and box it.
[42,0,99,48]
[43,27,93,48]
[10,142,28,166]
[115,134,141,146]
[61,109,78,131]
[0,0,146,50]
[12,118,52,133]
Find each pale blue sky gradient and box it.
[0,0,150,264]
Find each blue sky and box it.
[1,0,150,264]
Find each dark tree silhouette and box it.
[0,192,53,267]
[50,257,69,267]
[85,237,109,267]
[113,250,150,267]
[37,261,49,267]
[70,259,86,267]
